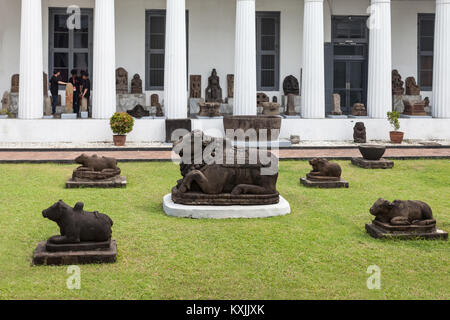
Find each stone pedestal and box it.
[189,98,204,115]
[282,95,301,115]
[32,240,117,266]
[366,221,448,240]
[163,194,291,219]
[66,176,127,189]
[61,113,77,119]
[300,178,349,189]
[116,94,146,113]
[351,158,394,169]
[9,93,19,116]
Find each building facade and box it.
[0,0,449,143]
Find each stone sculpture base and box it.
[327,115,348,119]
[163,194,291,219]
[348,115,369,119]
[66,176,127,189]
[366,221,448,240]
[172,187,280,206]
[351,158,394,169]
[61,113,77,119]
[32,240,117,266]
[300,177,349,189]
[400,115,432,119]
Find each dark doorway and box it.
[332,16,369,115]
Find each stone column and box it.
[367,0,392,119]
[19,0,44,119]
[432,0,450,118]
[165,0,188,119]
[92,0,116,119]
[234,0,257,116]
[301,0,325,119]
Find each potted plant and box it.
[387,111,404,144]
[110,112,134,146]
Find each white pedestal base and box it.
[163,194,291,219]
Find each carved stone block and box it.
[190,75,201,99]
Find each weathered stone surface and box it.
[353,122,367,143]
[282,95,301,114]
[2,91,11,112]
[306,158,342,182]
[164,194,290,219]
[127,104,150,119]
[116,94,146,113]
[366,223,448,240]
[285,94,297,116]
[11,74,19,93]
[300,178,349,189]
[166,119,192,143]
[33,240,117,266]
[332,93,343,115]
[67,176,127,188]
[46,240,112,253]
[116,67,128,94]
[352,103,367,116]
[392,70,404,95]
[65,83,74,113]
[351,158,394,169]
[359,144,386,161]
[393,95,405,113]
[189,98,204,114]
[262,102,280,116]
[257,92,269,107]
[227,74,234,98]
[205,69,222,103]
[198,102,220,117]
[9,93,19,115]
[44,96,52,116]
[223,116,282,141]
[190,75,201,99]
[403,99,427,116]
[283,75,299,96]
[130,74,142,94]
[171,131,280,206]
[405,76,420,95]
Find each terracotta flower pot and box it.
[113,135,127,147]
[390,131,404,144]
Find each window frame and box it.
[145,10,189,91]
[48,7,93,89]
[256,11,280,92]
[417,13,435,91]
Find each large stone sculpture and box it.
[352,103,367,117]
[405,77,420,95]
[262,102,280,116]
[205,69,223,103]
[198,102,220,117]
[366,198,448,240]
[151,94,164,117]
[301,158,349,188]
[66,154,126,188]
[190,75,202,99]
[1,91,10,113]
[403,99,427,116]
[392,70,405,95]
[11,74,19,93]
[283,75,300,96]
[33,200,117,265]
[257,92,269,107]
[171,130,280,205]
[352,144,394,169]
[227,74,234,98]
[353,122,367,143]
[65,83,74,113]
[127,104,150,119]
[332,94,343,116]
[285,94,297,116]
[131,74,143,94]
[116,67,129,94]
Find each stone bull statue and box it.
[370,198,436,226]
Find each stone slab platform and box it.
[46,240,111,252]
[32,240,117,266]
[66,176,127,188]
[163,194,291,219]
[351,157,394,169]
[366,224,448,240]
[300,177,349,189]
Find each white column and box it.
[19,0,43,119]
[92,0,116,119]
[367,0,392,119]
[165,0,188,119]
[234,0,257,116]
[432,0,450,118]
[301,0,325,119]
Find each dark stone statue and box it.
[205,69,223,103]
[405,77,420,95]
[353,122,367,143]
[352,103,367,116]
[227,74,234,98]
[72,154,121,181]
[42,200,114,244]
[392,70,404,95]
[131,74,143,94]
[171,130,280,205]
[283,75,299,96]
[190,75,202,99]
[257,92,269,107]
[11,74,19,93]
[306,158,342,181]
[198,102,220,117]
[127,104,150,119]
[116,67,128,94]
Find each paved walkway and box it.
[0,147,448,163]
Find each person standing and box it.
[69,69,82,117]
[81,71,91,117]
[49,71,67,115]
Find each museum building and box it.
[0,0,449,143]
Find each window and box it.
[49,8,93,85]
[145,10,189,91]
[256,12,280,91]
[418,14,435,91]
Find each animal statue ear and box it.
[74,202,84,211]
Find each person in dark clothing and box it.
[69,69,82,116]
[49,71,67,115]
[81,71,91,116]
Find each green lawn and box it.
[0,160,448,300]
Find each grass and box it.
[0,160,449,300]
